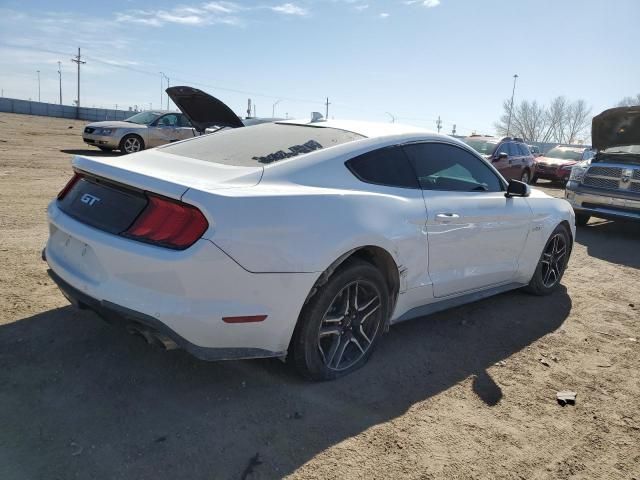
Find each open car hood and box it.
[166,86,244,133]
[592,106,640,151]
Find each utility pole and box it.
[272,99,281,118]
[325,97,331,119]
[247,98,252,118]
[71,48,86,117]
[57,61,62,105]
[160,73,170,110]
[452,124,457,136]
[436,116,442,133]
[159,72,165,109]
[36,70,41,102]
[253,104,256,117]
[506,74,518,136]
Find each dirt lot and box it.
[0,112,638,480]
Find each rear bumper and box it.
[565,182,640,222]
[45,201,318,356]
[48,268,278,360]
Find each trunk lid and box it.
[592,106,640,151]
[72,150,263,199]
[166,86,244,133]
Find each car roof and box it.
[277,119,435,139]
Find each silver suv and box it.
[565,106,640,225]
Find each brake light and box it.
[124,194,209,250]
[57,173,81,200]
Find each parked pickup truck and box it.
[565,106,640,225]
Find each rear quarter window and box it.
[346,146,419,189]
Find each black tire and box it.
[575,213,590,226]
[98,146,114,152]
[530,176,537,185]
[290,259,390,381]
[119,134,145,154]
[524,224,571,296]
[520,169,531,184]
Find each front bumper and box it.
[565,181,640,222]
[45,201,318,357]
[82,133,120,149]
[534,166,571,182]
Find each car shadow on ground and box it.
[576,219,640,269]
[60,149,123,157]
[0,287,571,479]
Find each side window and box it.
[506,143,518,156]
[158,114,179,127]
[496,143,509,156]
[179,114,192,128]
[403,143,503,193]
[345,146,419,189]
[518,143,531,156]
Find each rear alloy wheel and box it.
[520,170,531,184]
[525,224,571,296]
[119,134,144,154]
[291,260,389,380]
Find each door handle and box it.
[436,213,460,220]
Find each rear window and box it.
[159,123,365,166]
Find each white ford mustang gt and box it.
[46,119,575,380]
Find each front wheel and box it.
[119,134,145,154]
[524,224,571,296]
[520,169,531,184]
[530,176,538,185]
[291,260,389,380]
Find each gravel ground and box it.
[0,113,638,480]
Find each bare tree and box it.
[494,96,591,144]
[564,99,591,144]
[617,94,640,107]
[495,100,549,141]
[544,96,568,143]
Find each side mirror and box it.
[505,179,530,198]
[493,152,508,162]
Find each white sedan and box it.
[46,119,575,380]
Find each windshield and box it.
[124,111,163,125]
[463,138,498,155]
[545,147,583,161]
[160,123,365,166]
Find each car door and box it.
[506,142,523,179]
[402,142,532,298]
[490,142,511,178]
[147,113,182,147]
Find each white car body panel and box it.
[47,120,575,358]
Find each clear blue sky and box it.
[0,0,638,135]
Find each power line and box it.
[0,43,485,133]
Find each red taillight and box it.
[124,194,209,250]
[57,173,81,200]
